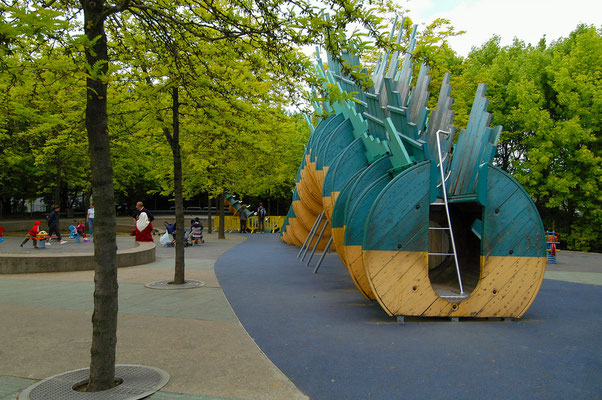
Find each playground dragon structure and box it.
[280,20,547,319]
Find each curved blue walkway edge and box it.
[215,235,602,400]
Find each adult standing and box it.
[133,202,154,242]
[48,205,66,244]
[87,203,95,236]
[257,202,267,233]
[132,201,154,223]
[239,204,249,233]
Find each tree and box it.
[451,25,602,251]
[9,0,389,392]
[0,5,88,213]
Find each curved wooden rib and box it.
[363,163,546,318]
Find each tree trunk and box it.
[82,0,118,392]
[85,192,92,210]
[54,153,62,207]
[207,194,212,234]
[218,192,225,239]
[169,87,186,284]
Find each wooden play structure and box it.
[281,19,547,319]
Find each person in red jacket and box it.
[21,221,42,248]
[134,203,154,242]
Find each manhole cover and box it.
[19,364,169,400]
[144,280,205,289]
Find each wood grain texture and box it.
[343,245,376,300]
[331,226,348,267]
[364,250,546,318]
[286,216,332,251]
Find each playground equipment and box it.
[68,225,82,243]
[34,231,52,249]
[222,193,283,233]
[0,226,4,242]
[281,19,547,319]
[546,231,559,264]
[213,215,285,233]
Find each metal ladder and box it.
[431,130,465,297]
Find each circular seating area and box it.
[0,237,155,274]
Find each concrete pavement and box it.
[0,233,309,400]
[0,229,600,400]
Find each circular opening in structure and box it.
[72,378,124,392]
[428,201,483,302]
[452,304,458,310]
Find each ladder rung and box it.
[440,294,468,299]
[430,202,445,206]
[429,227,450,230]
[429,252,455,256]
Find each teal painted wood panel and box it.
[483,166,546,258]
[315,119,355,171]
[322,138,368,198]
[307,114,342,152]
[407,63,431,139]
[344,174,392,247]
[447,84,501,197]
[343,156,394,227]
[309,114,346,163]
[363,162,431,252]
[331,168,366,229]
[321,148,342,199]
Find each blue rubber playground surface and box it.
[216,234,602,400]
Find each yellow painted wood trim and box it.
[331,226,347,267]
[322,196,335,224]
[363,250,547,318]
[297,177,323,214]
[292,201,320,232]
[344,245,375,300]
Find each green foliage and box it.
[1,2,599,252]
[0,4,89,210]
[451,25,601,251]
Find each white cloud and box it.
[404,0,602,56]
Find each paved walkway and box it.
[0,233,308,400]
[215,237,602,400]
[0,232,600,399]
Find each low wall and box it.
[0,241,156,274]
[1,216,208,234]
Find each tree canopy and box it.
[1,6,600,254]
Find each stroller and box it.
[161,221,177,247]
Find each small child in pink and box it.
[76,220,90,242]
[76,220,86,237]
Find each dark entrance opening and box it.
[428,201,482,302]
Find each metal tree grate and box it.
[19,365,170,400]
[144,280,205,290]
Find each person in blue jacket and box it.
[47,205,66,244]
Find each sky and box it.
[403,0,602,56]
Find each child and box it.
[76,220,89,242]
[76,220,86,237]
[21,221,42,248]
[190,217,204,245]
